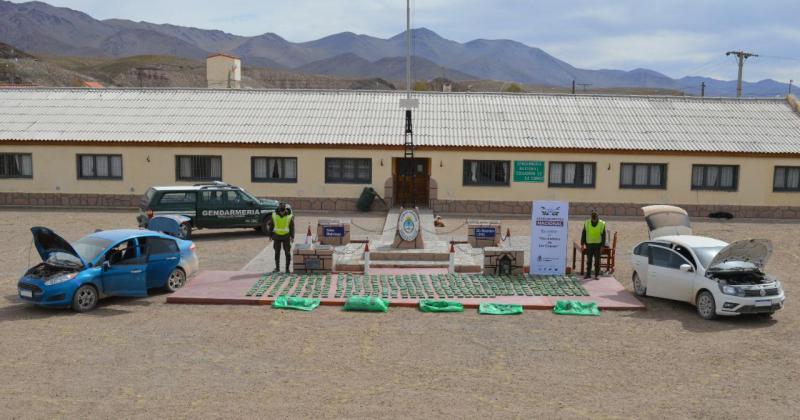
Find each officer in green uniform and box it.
[580,209,606,279]
[267,203,295,273]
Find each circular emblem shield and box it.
[398,209,420,242]
[760,288,766,297]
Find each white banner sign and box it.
[531,200,569,275]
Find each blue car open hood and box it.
[31,227,86,268]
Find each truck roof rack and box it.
[193,181,233,188]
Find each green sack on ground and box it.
[478,303,523,315]
[552,300,600,316]
[272,295,320,311]
[343,296,389,312]
[419,300,464,313]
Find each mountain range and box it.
[0,0,793,96]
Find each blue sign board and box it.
[475,227,496,238]
[323,226,345,237]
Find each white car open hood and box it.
[707,239,772,272]
[642,205,692,239]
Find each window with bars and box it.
[462,160,510,186]
[176,155,222,181]
[620,163,667,189]
[0,153,33,178]
[77,154,122,180]
[548,162,596,188]
[325,158,371,184]
[773,166,800,192]
[252,157,297,183]
[691,165,738,191]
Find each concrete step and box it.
[369,251,451,261]
[370,260,450,268]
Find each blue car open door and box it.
[100,239,148,297]
[142,236,181,289]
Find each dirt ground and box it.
[0,209,798,419]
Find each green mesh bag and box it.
[478,303,523,315]
[419,300,464,313]
[552,300,600,316]
[343,296,389,312]
[272,295,320,312]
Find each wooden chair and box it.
[571,231,618,275]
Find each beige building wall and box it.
[0,144,799,207]
[206,55,241,89]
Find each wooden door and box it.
[394,158,430,207]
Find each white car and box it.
[630,205,785,320]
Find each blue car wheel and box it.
[72,284,98,312]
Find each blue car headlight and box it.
[44,272,78,286]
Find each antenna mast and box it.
[399,0,419,207]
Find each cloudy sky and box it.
[22,0,800,82]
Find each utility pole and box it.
[700,81,705,97]
[726,50,758,98]
[572,80,575,94]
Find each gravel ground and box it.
[1,209,798,419]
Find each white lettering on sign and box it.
[201,209,268,217]
[531,201,569,275]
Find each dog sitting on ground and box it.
[434,215,445,227]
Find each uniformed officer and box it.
[267,203,294,273]
[580,209,606,279]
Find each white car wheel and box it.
[166,268,186,292]
[632,272,646,296]
[696,290,718,320]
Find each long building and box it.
[1,88,799,218]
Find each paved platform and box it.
[167,271,645,310]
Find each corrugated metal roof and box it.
[1,88,799,154]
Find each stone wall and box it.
[316,219,351,246]
[484,248,525,275]
[1,192,799,220]
[0,192,140,209]
[432,199,800,220]
[292,244,334,274]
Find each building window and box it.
[77,154,122,180]
[691,165,738,191]
[463,160,510,186]
[774,166,800,192]
[620,163,667,189]
[0,153,32,178]
[176,155,221,181]
[252,157,297,183]
[325,158,371,184]
[549,162,596,188]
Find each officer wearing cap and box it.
[580,209,606,279]
[267,203,294,273]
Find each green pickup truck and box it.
[137,182,285,238]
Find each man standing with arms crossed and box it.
[580,209,606,280]
[267,203,295,273]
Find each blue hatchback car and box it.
[18,227,199,312]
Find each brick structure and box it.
[292,243,334,273]
[316,219,351,246]
[467,220,501,248]
[483,248,525,275]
